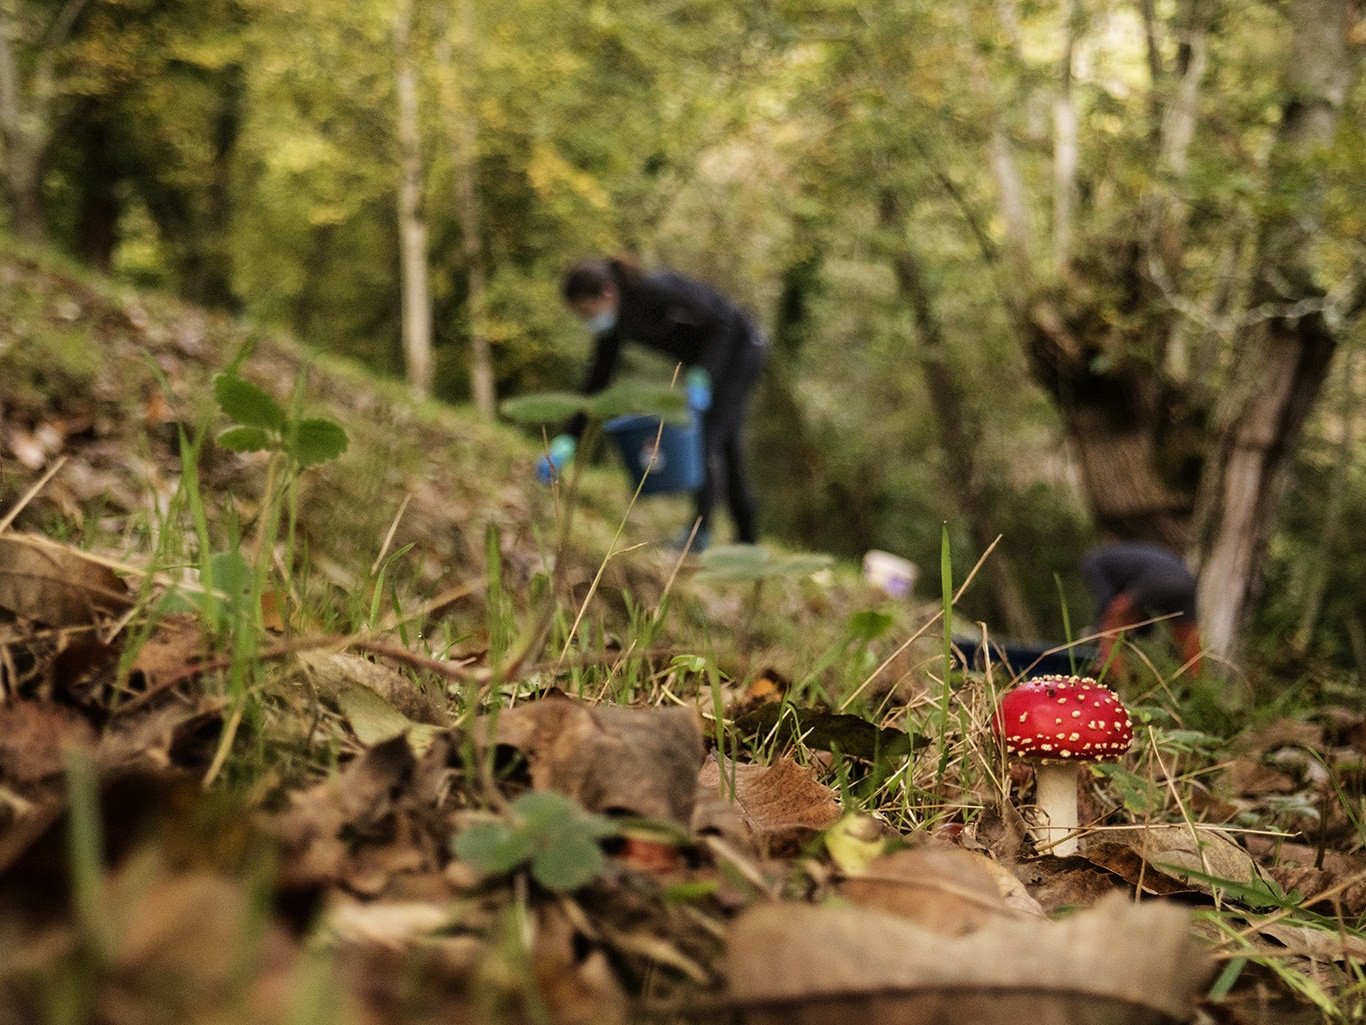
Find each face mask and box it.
[585,308,617,335]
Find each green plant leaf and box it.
[694,544,833,583]
[287,417,349,467]
[512,790,584,830]
[587,382,688,423]
[512,790,617,840]
[498,392,589,424]
[214,374,286,430]
[210,550,253,599]
[529,831,607,892]
[453,821,534,877]
[207,549,253,628]
[216,426,273,453]
[848,609,894,643]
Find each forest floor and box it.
[2,243,1365,1024]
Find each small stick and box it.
[0,456,68,533]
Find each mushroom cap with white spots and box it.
[992,675,1133,760]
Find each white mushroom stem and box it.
[1033,760,1082,857]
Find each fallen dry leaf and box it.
[0,700,96,788]
[695,755,842,855]
[96,695,228,774]
[728,891,1213,1025]
[1225,758,1299,796]
[271,735,437,893]
[1229,717,1323,757]
[126,615,205,693]
[840,844,1045,934]
[493,691,705,825]
[1097,824,1258,895]
[535,905,631,1025]
[1012,856,1135,913]
[1256,920,1366,963]
[322,896,457,949]
[0,533,131,627]
[1262,861,1366,916]
[1083,842,1202,899]
[297,649,452,730]
[961,800,1031,863]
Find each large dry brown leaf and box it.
[1225,758,1298,796]
[1097,825,1258,894]
[1262,859,1366,916]
[493,691,705,825]
[1229,717,1323,757]
[840,844,1045,934]
[695,755,843,855]
[0,533,131,627]
[534,904,631,1025]
[1083,842,1203,900]
[728,892,1213,1025]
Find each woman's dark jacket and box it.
[568,268,761,437]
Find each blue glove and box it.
[685,368,712,412]
[535,434,577,485]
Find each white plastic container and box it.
[863,549,918,598]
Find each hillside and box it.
[3,246,918,661]
[1,247,636,615]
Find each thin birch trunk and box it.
[395,0,433,398]
[1052,0,1080,273]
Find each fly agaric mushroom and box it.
[993,675,1133,857]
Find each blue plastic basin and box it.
[603,413,704,496]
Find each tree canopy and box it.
[1,0,1362,667]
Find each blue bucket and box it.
[603,413,704,495]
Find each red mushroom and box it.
[992,675,1133,857]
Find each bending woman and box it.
[549,256,768,549]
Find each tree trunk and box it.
[436,0,495,416]
[1294,348,1357,647]
[394,0,433,398]
[75,113,120,271]
[1052,0,1080,273]
[198,67,244,311]
[0,6,44,243]
[0,0,93,245]
[882,192,1041,639]
[1192,0,1361,662]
